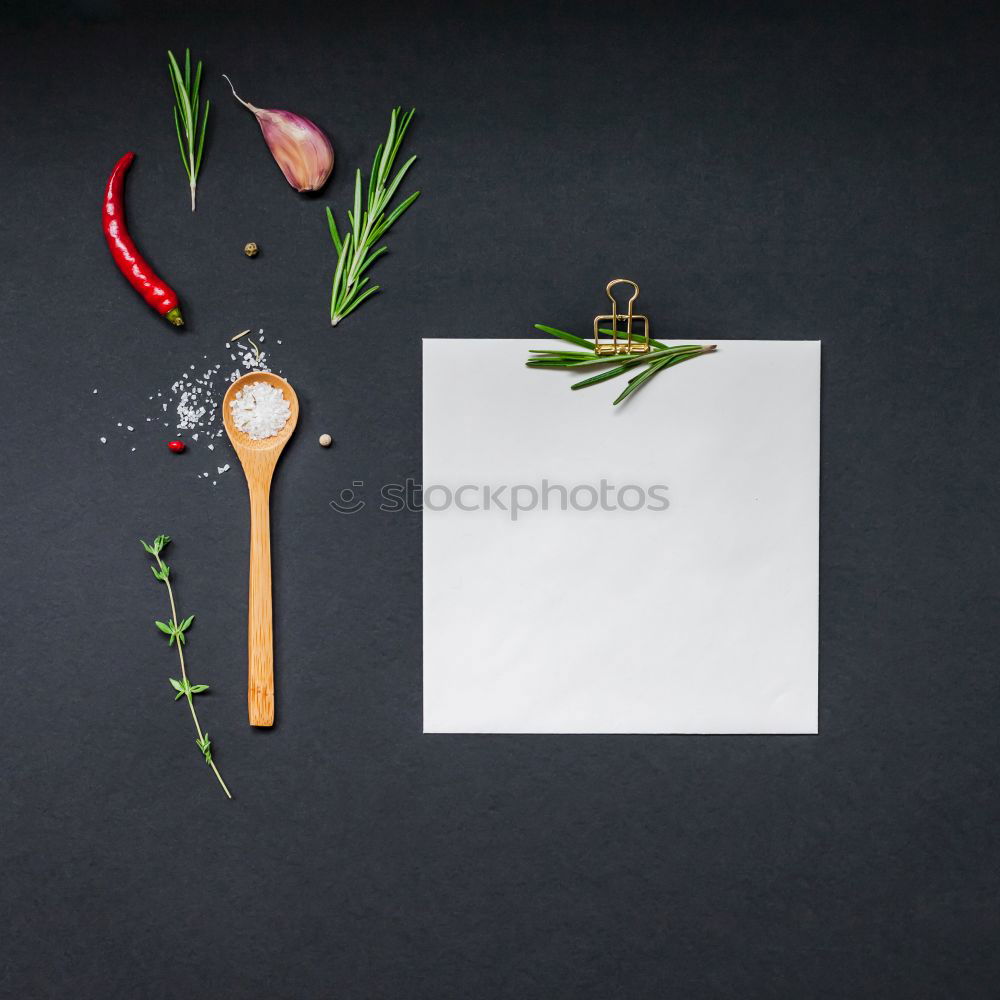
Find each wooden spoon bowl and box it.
[223,371,299,726]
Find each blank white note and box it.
[423,339,820,734]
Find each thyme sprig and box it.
[141,535,231,799]
[167,49,210,212]
[326,107,420,325]
[526,325,717,405]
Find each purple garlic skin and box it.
[223,76,334,193]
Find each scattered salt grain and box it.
[93,388,98,394]
[229,382,290,440]
[100,436,106,444]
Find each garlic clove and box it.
[255,109,334,192]
[223,75,334,193]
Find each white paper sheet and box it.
[423,339,820,734]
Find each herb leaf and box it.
[532,325,594,350]
[195,733,213,764]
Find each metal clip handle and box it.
[593,278,650,355]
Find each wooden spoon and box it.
[223,371,299,726]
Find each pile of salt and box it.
[229,382,290,440]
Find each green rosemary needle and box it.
[167,49,210,212]
[326,107,420,326]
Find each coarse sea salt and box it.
[96,329,284,482]
[230,382,290,440]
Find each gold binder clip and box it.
[593,279,650,356]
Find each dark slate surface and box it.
[1,1,998,996]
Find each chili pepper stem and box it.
[165,307,184,327]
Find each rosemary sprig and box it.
[141,535,231,799]
[326,107,420,326]
[167,49,210,212]
[527,325,717,405]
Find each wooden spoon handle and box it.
[248,483,275,726]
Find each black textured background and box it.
[2,1,999,997]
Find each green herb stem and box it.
[142,536,231,799]
[526,324,717,405]
[167,49,210,211]
[326,107,419,326]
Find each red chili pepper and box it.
[168,440,186,453]
[103,153,184,327]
